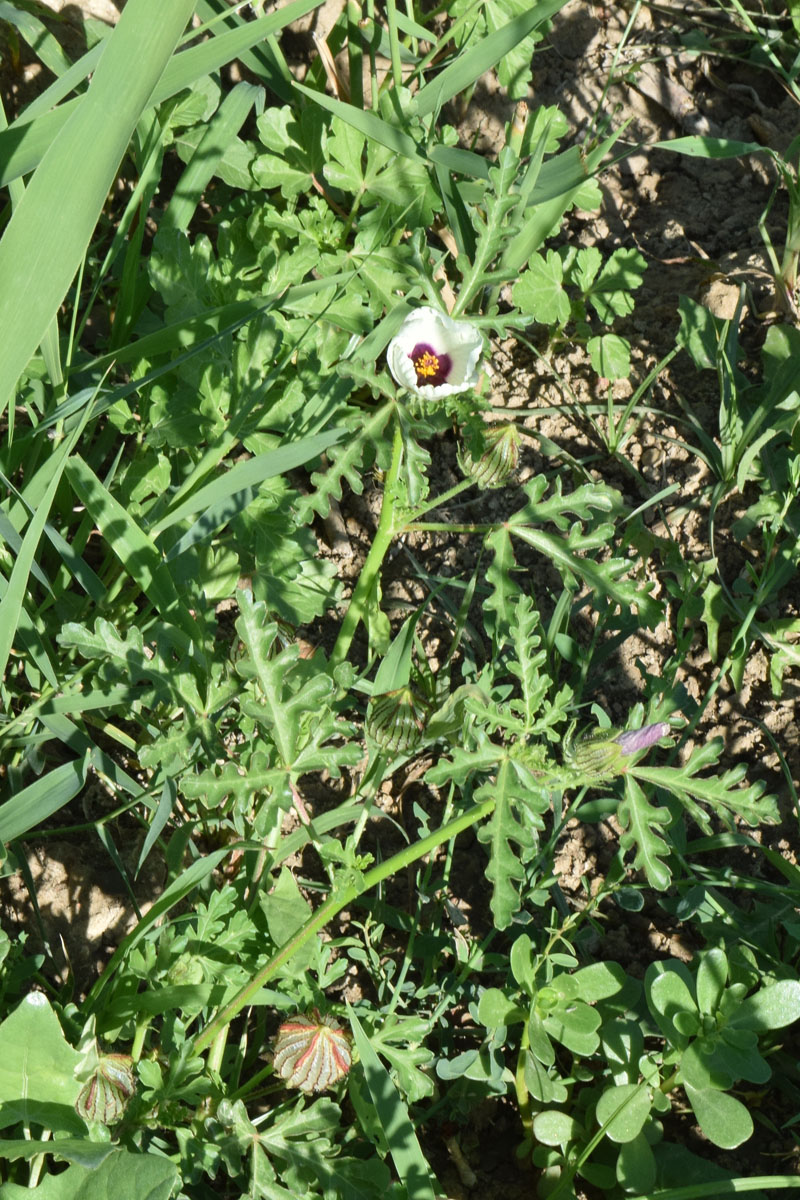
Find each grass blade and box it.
[0,758,87,844]
[157,427,348,550]
[347,1005,438,1200]
[414,0,569,117]
[0,0,321,188]
[0,422,84,684]
[0,0,197,421]
[162,82,262,234]
[64,455,201,647]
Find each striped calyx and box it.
[458,422,520,488]
[366,686,430,753]
[75,1052,136,1125]
[273,1011,352,1093]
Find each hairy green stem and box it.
[328,417,405,669]
[193,793,495,1055]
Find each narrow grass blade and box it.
[293,81,420,159]
[0,758,87,844]
[0,0,320,188]
[158,427,348,552]
[162,82,262,234]
[64,455,201,646]
[347,1005,438,1200]
[414,0,569,117]
[84,846,239,1012]
[0,1,74,76]
[652,135,768,159]
[0,0,197,421]
[0,422,83,683]
[195,0,294,102]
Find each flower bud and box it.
[613,722,671,755]
[75,1053,136,1125]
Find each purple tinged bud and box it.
[613,722,671,756]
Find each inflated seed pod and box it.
[273,1011,352,1093]
[457,422,520,489]
[365,686,430,753]
[570,732,625,779]
[75,1053,136,1125]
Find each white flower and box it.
[386,306,483,399]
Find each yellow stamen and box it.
[414,351,440,378]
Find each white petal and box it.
[386,305,484,399]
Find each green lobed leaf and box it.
[476,760,537,930]
[512,249,571,326]
[617,775,674,890]
[586,247,647,323]
[587,333,631,381]
[631,737,780,829]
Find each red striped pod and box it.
[273,1011,352,1093]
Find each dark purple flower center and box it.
[409,342,452,387]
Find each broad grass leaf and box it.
[347,1006,437,1200]
[0,0,197,419]
[0,759,86,845]
[0,0,322,188]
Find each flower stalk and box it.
[328,417,405,670]
[193,792,497,1055]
